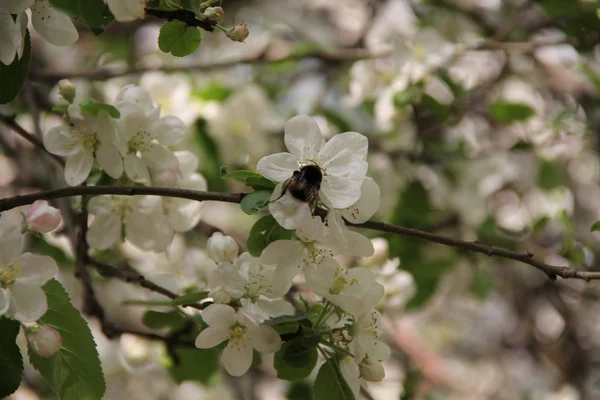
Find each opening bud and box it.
[225,24,249,42]
[203,7,224,23]
[27,324,63,358]
[58,79,76,103]
[207,232,239,263]
[25,200,62,233]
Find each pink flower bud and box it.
[225,24,249,42]
[25,200,62,233]
[203,7,224,23]
[27,325,63,357]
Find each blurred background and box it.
[3,0,600,398]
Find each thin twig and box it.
[1,185,598,282]
[0,113,64,166]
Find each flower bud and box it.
[58,79,76,103]
[225,24,249,42]
[27,325,62,357]
[25,200,62,233]
[360,359,386,382]
[207,232,238,263]
[203,6,224,23]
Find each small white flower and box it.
[113,86,186,184]
[257,115,369,228]
[26,324,62,357]
[207,232,239,264]
[195,304,282,376]
[44,106,123,186]
[305,260,384,316]
[350,309,390,364]
[25,200,61,233]
[106,0,146,22]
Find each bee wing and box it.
[305,187,320,216]
[271,176,293,202]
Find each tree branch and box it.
[145,7,217,31]
[0,113,64,166]
[1,185,598,282]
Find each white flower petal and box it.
[174,151,199,177]
[16,253,58,285]
[86,213,121,250]
[0,229,23,265]
[260,240,303,265]
[0,11,20,65]
[341,177,380,223]
[304,257,339,295]
[106,0,146,21]
[320,172,365,209]
[268,184,312,230]
[339,357,361,400]
[9,282,47,322]
[125,210,173,252]
[64,150,94,186]
[2,0,34,13]
[0,289,9,315]
[31,1,78,46]
[256,153,298,182]
[94,110,119,144]
[222,339,253,376]
[96,142,124,179]
[201,304,236,328]
[124,154,150,184]
[167,202,202,232]
[43,126,79,156]
[195,326,228,349]
[149,116,186,146]
[255,298,295,319]
[141,144,178,170]
[318,131,368,173]
[284,114,325,160]
[115,85,156,114]
[87,196,114,215]
[251,324,282,353]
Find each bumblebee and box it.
[273,163,323,215]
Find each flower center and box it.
[0,259,22,289]
[413,44,426,62]
[227,323,248,349]
[71,127,97,152]
[113,197,132,217]
[127,130,152,153]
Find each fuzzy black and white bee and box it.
[272,163,324,215]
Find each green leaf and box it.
[169,291,209,306]
[80,98,120,118]
[158,20,201,57]
[420,94,449,123]
[273,337,319,381]
[265,312,310,326]
[0,30,31,104]
[394,85,421,107]
[193,118,224,191]
[240,191,272,215]
[0,318,23,398]
[490,101,535,124]
[314,358,355,400]
[287,382,314,400]
[470,267,493,301]
[537,159,565,190]
[538,0,584,17]
[168,347,220,385]
[142,311,187,332]
[193,83,233,102]
[222,170,277,190]
[52,104,70,113]
[28,279,105,400]
[404,258,456,310]
[591,221,600,232]
[247,215,294,257]
[50,0,112,28]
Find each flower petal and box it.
[284,114,325,160]
[0,289,9,315]
[250,324,282,353]
[9,282,47,322]
[2,0,35,13]
[320,172,365,209]
[0,222,23,265]
[94,110,119,144]
[222,339,253,376]
[141,144,178,170]
[341,177,380,223]
[96,142,124,179]
[194,326,228,349]
[86,213,121,250]
[124,154,150,184]
[43,126,79,156]
[17,253,58,285]
[0,11,21,65]
[317,131,368,174]
[64,150,94,186]
[201,303,236,328]
[31,1,78,46]
[256,153,298,182]
[268,184,312,230]
[106,0,146,21]
[260,240,303,265]
[87,196,114,215]
[149,116,186,146]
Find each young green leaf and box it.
[158,20,201,57]
[169,347,221,385]
[274,337,319,381]
[28,279,105,400]
[142,310,187,332]
[222,170,277,190]
[247,215,294,257]
[0,30,31,104]
[0,318,23,398]
[490,101,535,124]
[50,0,113,28]
[80,98,121,118]
[591,221,600,232]
[240,191,272,215]
[314,358,355,400]
[169,291,209,306]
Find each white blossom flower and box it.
[106,0,146,22]
[257,115,369,228]
[0,2,28,65]
[350,309,390,365]
[29,0,78,46]
[113,86,186,185]
[206,232,239,264]
[25,200,61,233]
[0,215,58,322]
[260,217,373,287]
[43,106,123,186]
[195,304,282,376]
[304,260,384,316]
[86,195,173,252]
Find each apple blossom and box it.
[0,3,27,65]
[206,232,239,264]
[26,324,63,357]
[106,0,147,22]
[257,114,369,229]
[43,106,123,186]
[25,200,61,233]
[29,0,78,46]
[195,304,281,376]
[350,309,391,365]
